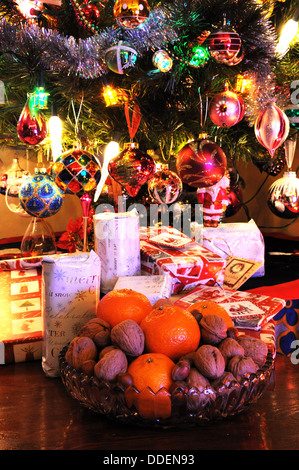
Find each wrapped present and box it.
[94,211,141,293]
[41,250,101,377]
[140,226,226,295]
[193,219,265,277]
[114,274,172,305]
[174,285,285,330]
[0,258,43,365]
[247,280,299,356]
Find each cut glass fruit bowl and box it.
[59,345,274,428]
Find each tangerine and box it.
[140,305,201,361]
[96,289,152,327]
[127,352,175,393]
[187,300,234,328]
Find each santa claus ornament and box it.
[197,174,230,227]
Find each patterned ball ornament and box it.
[105,41,138,74]
[19,172,64,218]
[207,28,242,65]
[267,172,299,219]
[176,138,227,189]
[147,170,183,204]
[209,83,245,127]
[113,0,150,29]
[51,148,101,195]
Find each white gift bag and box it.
[41,250,101,377]
[93,211,141,293]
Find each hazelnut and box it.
[186,368,210,391]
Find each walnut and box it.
[237,335,268,367]
[193,344,225,379]
[94,348,128,381]
[227,355,258,379]
[78,317,111,348]
[218,337,245,365]
[111,319,145,356]
[199,314,227,345]
[65,336,97,370]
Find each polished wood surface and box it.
[0,354,298,451]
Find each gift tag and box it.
[224,256,263,290]
[148,232,193,248]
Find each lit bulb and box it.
[94,141,119,201]
[276,18,299,57]
[49,115,63,161]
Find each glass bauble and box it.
[209,83,245,127]
[113,0,150,29]
[285,106,299,130]
[255,103,290,157]
[207,28,242,64]
[267,172,299,219]
[21,217,57,258]
[19,171,64,218]
[147,170,182,204]
[17,94,48,146]
[51,148,101,195]
[176,138,227,188]
[105,41,138,74]
[152,50,173,72]
[108,142,156,197]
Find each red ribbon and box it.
[124,101,141,140]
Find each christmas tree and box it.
[0,0,298,225]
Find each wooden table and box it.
[1,353,298,451]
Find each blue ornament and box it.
[19,172,64,218]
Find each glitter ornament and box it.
[19,171,64,218]
[17,94,48,146]
[51,148,101,195]
[176,137,227,189]
[209,83,245,128]
[147,170,182,204]
[267,172,299,219]
[152,50,173,72]
[254,103,290,157]
[105,41,138,74]
[113,0,150,29]
[108,142,156,197]
[188,44,210,68]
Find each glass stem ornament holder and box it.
[21,217,57,257]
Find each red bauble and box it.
[207,29,242,64]
[17,98,47,146]
[176,138,227,188]
[81,0,101,22]
[225,185,243,217]
[108,143,156,197]
[209,83,245,128]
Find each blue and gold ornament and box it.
[19,171,64,218]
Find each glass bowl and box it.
[59,346,274,428]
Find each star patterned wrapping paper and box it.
[41,250,101,377]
